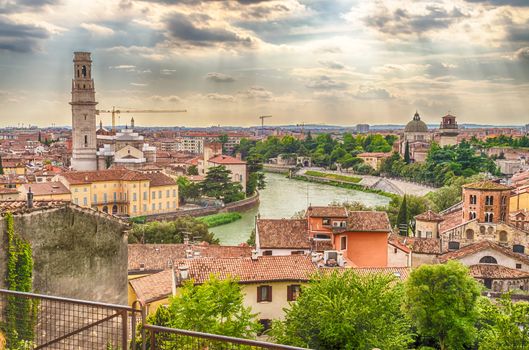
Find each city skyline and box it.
[1,0,529,127]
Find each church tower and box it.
[439,114,459,147]
[70,52,98,171]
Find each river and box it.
[210,172,391,246]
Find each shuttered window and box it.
[257,286,272,302]
[287,285,301,301]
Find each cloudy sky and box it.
[1,0,528,127]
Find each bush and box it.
[197,212,242,228]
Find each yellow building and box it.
[356,152,391,170]
[56,168,178,216]
[2,161,26,175]
[511,186,529,212]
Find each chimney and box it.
[235,152,242,160]
[251,250,259,261]
[311,252,320,263]
[27,187,34,208]
[179,264,189,280]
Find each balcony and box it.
[0,289,307,350]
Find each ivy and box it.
[2,213,36,348]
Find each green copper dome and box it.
[404,111,428,133]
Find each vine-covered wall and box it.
[0,206,128,305]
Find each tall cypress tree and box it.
[397,195,408,236]
[0,155,4,175]
[404,141,411,164]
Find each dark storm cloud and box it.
[463,0,529,6]
[0,17,49,52]
[0,0,59,13]
[206,72,236,83]
[164,12,253,47]
[364,4,468,37]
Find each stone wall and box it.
[0,205,128,304]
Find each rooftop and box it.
[307,206,348,218]
[415,210,444,222]
[208,155,246,165]
[462,180,513,191]
[257,219,310,249]
[21,182,70,196]
[0,200,67,214]
[439,240,529,265]
[346,211,391,232]
[469,264,529,280]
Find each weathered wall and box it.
[0,206,128,304]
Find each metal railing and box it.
[0,289,143,349]
[144,324,307,350]
[0,289,308,349]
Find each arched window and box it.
[84,135,88,146]
[466,229,474,240]
[102,206,108,213]
[81,65,87,78]
[479,256,498,264]
[112,205,118,215]
[499,231,508,242]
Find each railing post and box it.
[122,310,128,348]
[131,307,137,350]
[150,329,156,350]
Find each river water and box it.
[210,172,391,246]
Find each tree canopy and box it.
[128,216,219,244]
[200,165,245,203]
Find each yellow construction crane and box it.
[259,115,272,136]
[96,106,187,132]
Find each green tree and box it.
[273,270,413,349]
[148,275,261,340]
[187,164,199,176]
[218,134,229,153]
[0,155,3,175]
[128,216,219,244]
[477,295,529,350]
[177,176,201,204]
[397,195,408,235]
[200,166,245,203]
[404,141,411,164]
[404,261,481,350]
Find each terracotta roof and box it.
[388,233,411,253]
[61,169,149,184]
[0,200,67,214]
[128,244,252,273]
[130,255,317,302]
[346,211,391,232]
[142,172,176,187]
[354,267,411,281]
[406,237,442,255]
[208,155,246,165]
[469,264,529,280]
[356,152,391,158]
[415,210,444,222]
[307,206,348,218]
[257,219,310,249]
[0,188,19,194]
[21,182,70,196]
[440,208,465,233]
[463,180,513,191]
[439,240,529,265]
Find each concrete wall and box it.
[456,248,529,271]
[388,244,410,267]
[0,206,128,304]
[411,253,439,267]
[335,231,388,267]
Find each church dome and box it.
[404,111,428,133]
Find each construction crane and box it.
[96,106,187,132]
[259,115,272,137]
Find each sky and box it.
[0,0,529,128]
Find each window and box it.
[291,251,304,255]
[152,191,156,199]
[103,193,107,203]
[314,234,330,240]
[133,193,137,201]
[485,212,494,223]
[166,190,170,197]
[84,135,88,146]
[173,189,177,197]
[74,198,78,205]
[257,286,272,302]
[479,256,498,264]
[469,211,476,220]
[143,191,147,200]
[426,231,432,238]
[167,201,170,209]
[83,197,87,206]
[514,245,525,254]
[143,204,147,212]
[469,195,477,205]
[115,192,118,201]
[465,229,474,240]
[93,194,97,203]
[485,195,494,205]
[262,250,272,256]
[516,263,522,269]
[322,218,330,226]
[133,205,137,213]
[499,231,508,242]
[158,190,162,198]
[158,203,162,210]
[340,236,347,250]
[287,285,301,301]
[259,319,272,332]
[152,203,155,211]
[448,241,460,250]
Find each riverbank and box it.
[291,174,400,201]
[197,212,242,228]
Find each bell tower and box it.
[70,52,98,171]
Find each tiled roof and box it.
[128,244,252,273]
[469,264,529,280]
[388,233,411,253]
[439,240,529,265]
[307,206,348,218]
[130,255,317,302]
[257,219,310,249]
[21,182,70,196]
[406,237,442,255]
[354,267,411,281]
[208,155,246,165]
[440,208,465,233]
[142,172,176,187]
[463,180,513,191]
[346,211,391,232]
[61,169,148,184]
[356,152,391,158]
[415,210,444,222]
[0,200,67,214]
[0,188,19,194]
